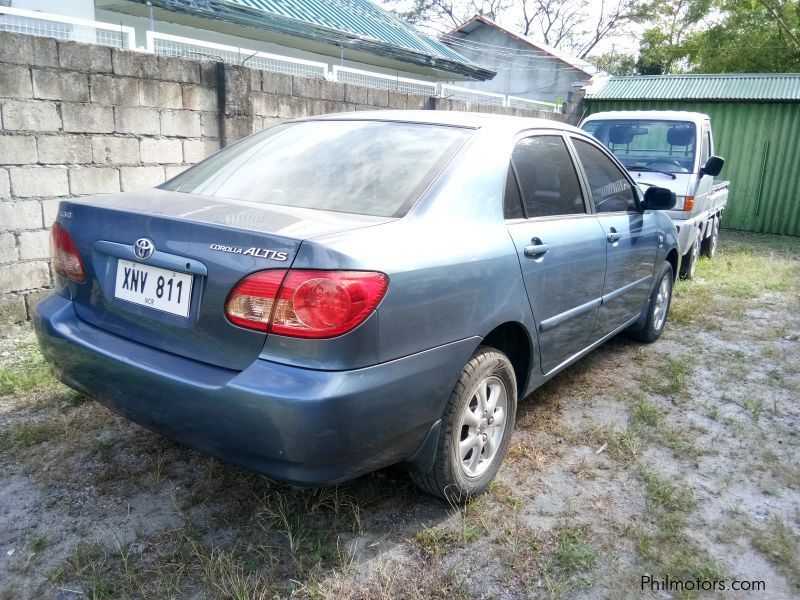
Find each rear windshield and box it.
[581,119,696,174]
[162,120,472,217]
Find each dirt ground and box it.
[1,230,798,599]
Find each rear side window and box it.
[511,136,585,218]
[572,139,637,213]
[162,121,471,218]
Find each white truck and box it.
[580,111,729,278]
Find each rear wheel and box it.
[410,347,517,502]
[680,235,701,279]
[702,217,720,259]
[627,262,673,343]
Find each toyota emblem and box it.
[134,238,155,260]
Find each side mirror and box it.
[700,155,724,177]
[642,186,677,210]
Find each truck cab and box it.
[580,111,729,278]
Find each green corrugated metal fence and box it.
[585,100,800,236]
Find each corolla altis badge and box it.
[134,238,155,260]
[209,244,289,261]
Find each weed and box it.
[548,527,597,573]
[750,516,800,589]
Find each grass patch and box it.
[0,420,61,452]
[548,527,597,574]
[0,339,58,396]
[750,516,800,589]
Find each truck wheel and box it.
[702,218,720,259]
[627,262,673,343]
[680,236,701,279]
[411,347,517,502]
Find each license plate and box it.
[114,259,193,317]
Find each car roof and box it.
[298,110,587,135]
[582,110,710,122]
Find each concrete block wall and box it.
[0,30,570,323]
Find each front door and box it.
[570,137,659,337]
[504,134,607,375]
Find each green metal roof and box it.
[140,0,494,80]
[587,74,800,101]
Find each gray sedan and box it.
[34,111,680,501]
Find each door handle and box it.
[606,228,621,243]
[524,237,550,257]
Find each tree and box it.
[589,51,638,74]
[384,0,510,34]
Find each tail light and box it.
[51,223,85,283]
[225,270,388,338]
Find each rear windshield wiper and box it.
[626,165,676,180]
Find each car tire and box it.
[411,346,517,502]
[627,262,674,343]
[702,217,720,259]
[679,235,701,279]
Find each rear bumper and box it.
[33,294,476,485]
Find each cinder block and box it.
[292,77,344,102]
[366,88,389,107]
[161,110,201,137]
[139,138,182,164]
[37,135,92,164]
[0,32,58,68]
[200,113,220,138]
[91,136,139,165]
[182,139,205,164]
[10,167,69,198]
[276,97,307,119]
[18,229,50,260]
[0,294,27,323]
[388,91,408,110]
[69,167,120,195]
[199,60,220,87]
[0,136,37,165]
[120,166,166,191]
[344,85,370,105]
[262,72,293,96]
[158,56,200,83]
[0,261,50,293]
[41,198,60,226]
[0,64,32,99]
[58,40,112,73]
[112,48,159,79]
[251,93,278,117]
[306,99,339,116]
[1,100,61,132]
[62,103,114,133]
[0,170,9,198]
[182,85,216,111]
[407,93,429,110]
[90,74,139,107]
[114,106,160,135]
[224,115,255,141]
[139,80,182,109]
[0,200,43,231]
[32,69,89,102]
[0,232,17,264]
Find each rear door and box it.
[505,133,607,375]
[569,136,659,338]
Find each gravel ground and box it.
[0,230,798,599]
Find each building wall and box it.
[0,30,572,322]
[444,25,590,103]
[9,0,95,20]
[586,99,800,236]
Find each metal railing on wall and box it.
[0,7,563,113]
[0,6,135,49]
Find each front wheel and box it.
[627,262,674,343]
[680,235,701,279]
[410,347,517,502]
[702,217,720,259]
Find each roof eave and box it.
[142,0,496,80]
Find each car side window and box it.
[572,138,637,213]
[503,163,525,219]
[511,135,586,218]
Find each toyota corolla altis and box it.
[34,111,680,500]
